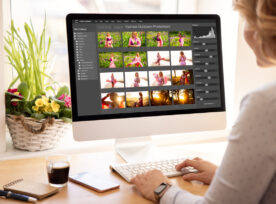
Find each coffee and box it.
[47,161,70,185]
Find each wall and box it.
[196,0,239,127]
[233,19,276,120]
[0,0,6,152]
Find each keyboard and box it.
[110,158,198,183]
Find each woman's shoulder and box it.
[242,81,276,103]
[239,81,276,114]
[231,82,276,158]
[252,81,276,94]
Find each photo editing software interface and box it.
[71,18,223,118]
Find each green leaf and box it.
[25,106,32,115]
[6,108,11,114]
[8,75,19,89]
[31,113,45,120]
[4,18,52,101]
[44,112,59,118]
[18,82,29,99]
[5,92,24,99]
[41,72,54,81]
[11,98,23,102]
[62,108,72,118]
[56,86,70,98]
[61,117,72,123]
[45,86,56,95]
[49,96,65,106]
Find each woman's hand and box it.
[176,157,218,185]
[130,170,170,202]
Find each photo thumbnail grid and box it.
[99,68,195,110]
[98,50,193,69]
[97,31,192,48]
[98,30,195,110]
[101,89,195,110]
[100,69,194,90]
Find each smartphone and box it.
[69,172,120,193]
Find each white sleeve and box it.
[160,91,276,204]
[160,186,203,204]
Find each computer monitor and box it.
[66,14,226,161]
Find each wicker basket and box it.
[6,114,71,152]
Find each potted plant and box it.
[4,18,72,151]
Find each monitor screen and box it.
[66,14,225,121]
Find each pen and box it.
[0,190,37,203]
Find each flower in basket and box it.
[58,94,71,108]
[4,17,72,122]
[24,93,71,122]
[4,17,72,152]
[6,87,72,122]
[7,88,22,106]
[32,96,59,113]
[4,17,72,118]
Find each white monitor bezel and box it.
[66,14,226,140]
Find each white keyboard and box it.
[110,158,198,183]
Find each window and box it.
[10,0,169,86]
[9,0,238,128]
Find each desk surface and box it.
[0,143,227,203]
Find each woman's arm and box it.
[136,37,141,47]
[101,94,110,105]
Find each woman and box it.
[131,0,276,203]
[153,71,166,86]
[105,32,113,48]
[135,92,144,107]
[126,52,143,67]
[134,72,141,87]
[101,93,121,109]
[128,32,141,47]
[106,73,116,88]
[179,51,187,66]
[180,70,189,85]
[156,32,163,47]
[109,53,116,68]
[179,51,192,66]
[178,32,185,46]
[154,52,165,66]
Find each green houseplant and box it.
[4,18,72,151]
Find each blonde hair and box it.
[233,0,276,63]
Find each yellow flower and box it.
[44,104,52,113]
[42,96,49,105]
[32,106,39,112]
[14,92,20,96]
[35,98,44,107]
[51,101,60,113]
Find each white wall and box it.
[233,19,276,120]
[0,0,6,153]
[196,0,239,127]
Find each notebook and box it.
[3,179,59,200]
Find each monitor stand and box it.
[115,136,161,163]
